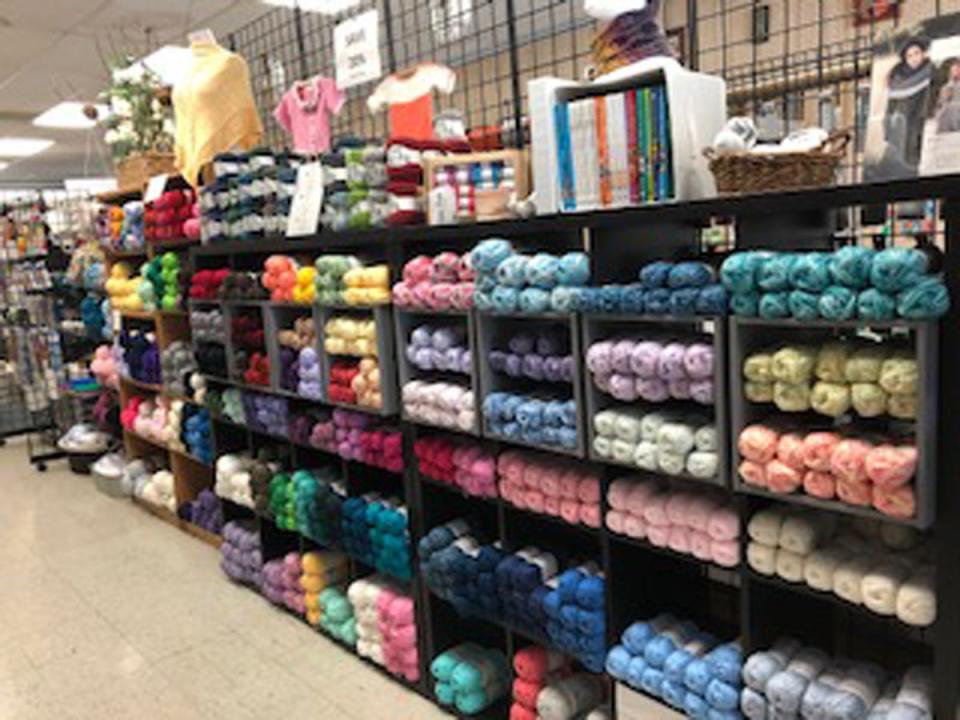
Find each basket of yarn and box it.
[706,131,850,195]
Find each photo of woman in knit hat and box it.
[866,13,960,180]
[864,34,934,181]
[917,34,960,174]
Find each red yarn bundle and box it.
[189,269,230,299]
[329,360,360,404]
[244,353,271,386]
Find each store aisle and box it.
[0,440,449,720]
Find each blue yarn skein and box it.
[706,643,743,685]
[575,575,605,609]
[683,658,712,694]
[599,285,624,312]
[626,656,649,689]
[661,678,687,709]
[705,678,740,711]
[789,253,832,292]
[475,289,496,311]
[557,252,590,286]
[664,649,696,684]
[788,290,820,320]
[857,288,896,320]
[757,253,797,292]
[622,284,647,313]
[819,285,857,320]
[477,274,497,294]
[578,288,602,313]
[897,277,950,318]
[525,253,561,290]
[623,621,658,654]
[706,709,741,720]
[669,288,700,316]
[830,246,876,289]
[668,262,715,289]
[730,292,760,317]
[645,288,671,314]
[550,286,578,312]
[696,284,728,315]
[516,400,544,429]
[871,247,928,292]
[641,667,666,696]
[470,238,514,273]
[606,645,631,679]
[497,254,529,287]
[639,261,674,289]
[491,286,519,312]
[644,634,682,668]
[759,292,791,319]
[518,287,550,313]
[720,251,773,294]
[684,692,710,720]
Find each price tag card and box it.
[286,162,324,238]
[143,174,169,203]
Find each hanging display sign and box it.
[334,10,382,89]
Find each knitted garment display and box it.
[273,75,345,155]
[173,40,263,185]
[367,63,456,140]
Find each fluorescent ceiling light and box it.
[0,138,53,157]
[33,101,108,129]
[261,0,361,14]
[64,177,117,193]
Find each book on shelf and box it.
[554,83,674,212]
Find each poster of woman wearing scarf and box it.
[864,35,933,181]
[918,35,960,173]
[865,12,960,180]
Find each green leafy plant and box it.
[98,57,175,163]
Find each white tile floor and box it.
[0,439,450,719]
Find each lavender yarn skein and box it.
[683,344,714,380]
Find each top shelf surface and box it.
[195,173,960,256]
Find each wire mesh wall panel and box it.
[299,6,391,141]
[511,0,596,114]
[386,0,518,139]
[228,9,307,149]
[227,0,960,180]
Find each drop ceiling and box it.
[0,0,267,188]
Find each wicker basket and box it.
[115,152,176,190]
[704,131,850,195]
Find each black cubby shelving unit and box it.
[729,316,937,529]
[394,306,482,435]
[476,310,586,457]
[187,174,960,719]
[581,312,729,488]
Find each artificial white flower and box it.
[104,129,120,145]
[111,97,133,117]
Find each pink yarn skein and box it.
[776,433,806,470]
[766,459,803,494]
[864,445,918,488]
[739,424,780,464]
[830,438,873,482]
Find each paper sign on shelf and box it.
[334,9,382,89]
[143,174,169,204]
[286,162,325,238]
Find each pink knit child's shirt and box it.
[273,75,346,154]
